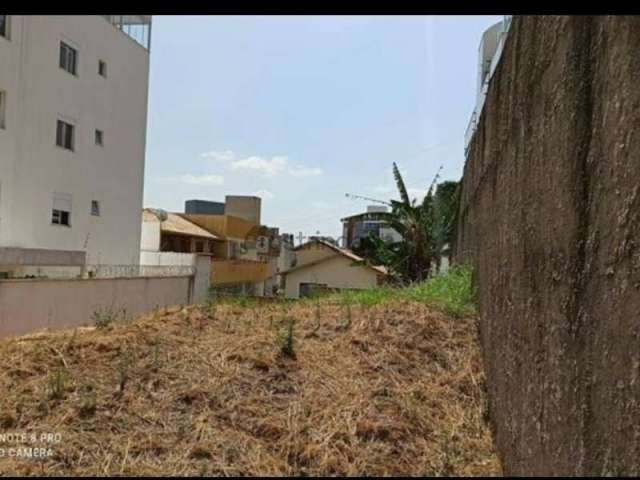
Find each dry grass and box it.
[0,298,500,476]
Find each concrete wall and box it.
[0,16,149,265]
[193,255,211,302]
[456,16,640,476]
[284,255,380,299]
[0,255,211,338]
[140,217,160,251]
[224,195,261,225]
[0,275,190,337]
[140,250,197,267]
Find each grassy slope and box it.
[0,267,499,476]
[332,264,477,317]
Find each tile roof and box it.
[286,239,388,276]
[143,209,222,240]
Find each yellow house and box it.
[281,239,388,299]
[180,213,277,291]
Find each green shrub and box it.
[403,264,476,317]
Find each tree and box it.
[354,164,460,284]
[431,180,460,269]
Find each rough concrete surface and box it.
[455,16,640,475]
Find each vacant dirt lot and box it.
[0,298,499,475]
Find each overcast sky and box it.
[143,15,503,239]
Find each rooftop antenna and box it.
[344,193,392,206]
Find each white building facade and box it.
[464,15,512,155]
[0,15,151,270]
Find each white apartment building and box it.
[0,15,151,273]
[464,15,512,155]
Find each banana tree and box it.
[355,163,437,283]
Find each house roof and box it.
[143,209,222,240]
[340,211,391,223]
[285,239,388,276]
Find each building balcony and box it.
[102,15,151,50]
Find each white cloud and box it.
[177,174,225,186]
[201,150,235,162]
[288,165,323,177]
[199,148,323,179]
[230,155,288,177]
[252,189,275,200]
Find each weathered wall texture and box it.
[456,16,640,475]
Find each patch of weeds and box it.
[323,264,477,318]
[13,395,25,421]
[152,339,161,372]
[116,349,133,394]
[439,428,461,476]
[277,318,296,359]
[332,287,394,308]
[91,306,121,330]
[313,297,322,333]
[403,264,476,317]
[338,296,353,330]
[48,368,71,400]
[205,292,218,320]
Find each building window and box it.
[0,16,9,40]
[52,209,70,226]
[59,41,77,75]
[52,192,72,227]
[91,200,100,217]
[56,120,74,151]
[0,90,5,129]
[95,129,103,146]
[98,60,107,77]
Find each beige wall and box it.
[0,16,150,265]
[0,256,211,338]
[283,255,380,299]
[294,243,335,266]
[0,275,190,338]
[211,259,269,285]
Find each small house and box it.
[281,239,388,299]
